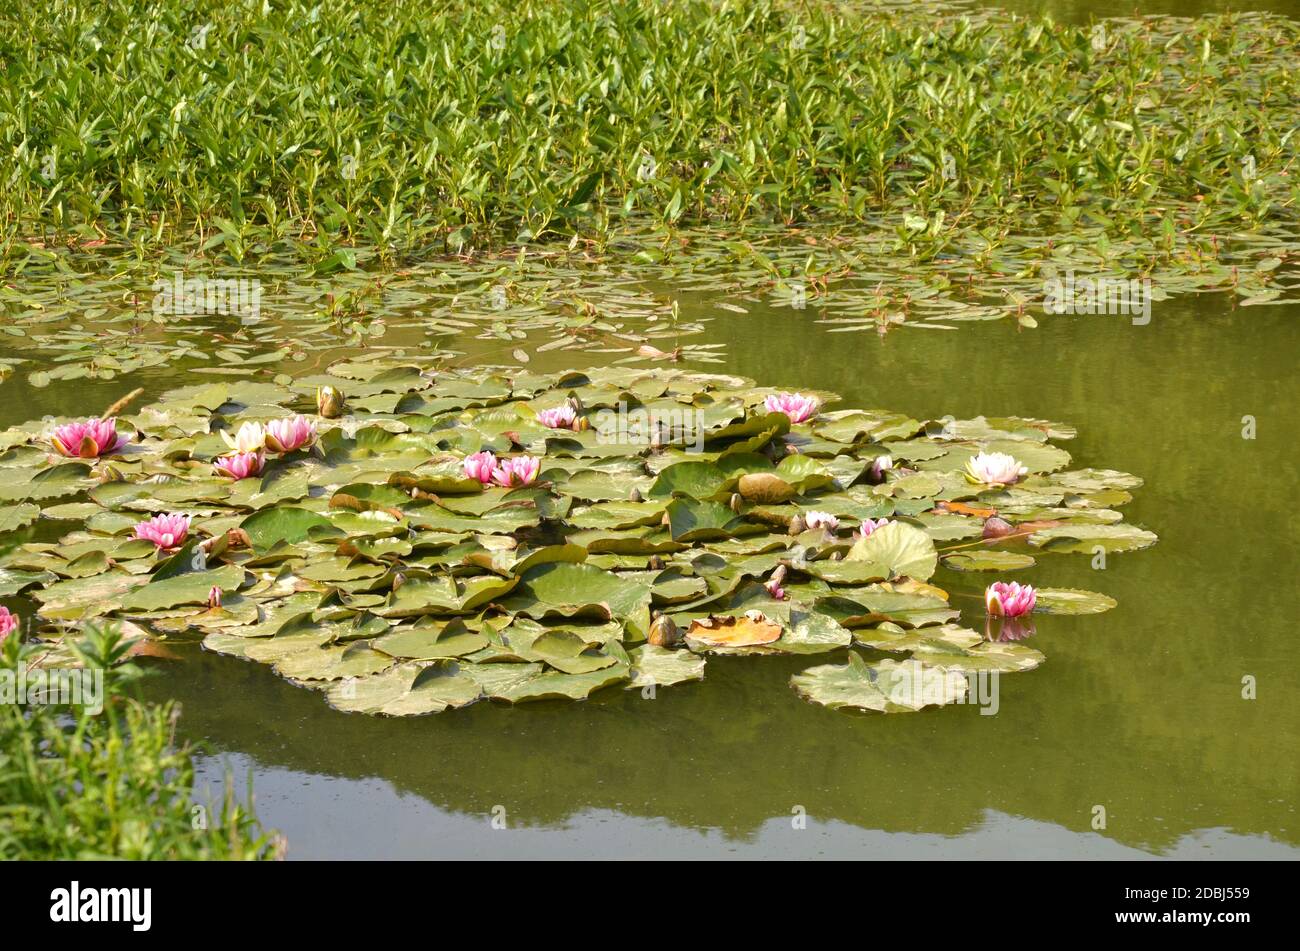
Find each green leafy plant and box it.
[0,622,283,859]
[0,0,1295,264]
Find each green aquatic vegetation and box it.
[4,215,1298,402]
[0,248,718,389]
[0,623,282,859]
[3,0,1299,368]
[0,359,1156,715]
[2,0,1298,260]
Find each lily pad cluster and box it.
[0,359,1155,715]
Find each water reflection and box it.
[985,616,1037,642]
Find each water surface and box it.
[53,289,1292,859]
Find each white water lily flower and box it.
[804,510,840,532]
[964,451,1028,486]
[221,420,267,453]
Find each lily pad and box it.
[846,521,939,581]
[942,550,1036,571]
[1034,587,1118,615]
[791,654,968,713]
[0,361,1149,717]
[628,644,706,688]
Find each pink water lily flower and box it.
[871,455,893,481]
[133,513,192,551]
[985,581,1037,618]
[805,510,839,532]
[221,421,267,454]
[986,616,1036,642]
[213,450,266,480]
[265,415,318,453]
[764,566,788,601]
[208,586,223,609]
[0,606,18,644]
[50,417,129,459]
[463,450,497,484]
[764,392,821,424]
[857,517,892,539]
[964,451,1028,486]
[492,454,541,487]
[536,405,578,430]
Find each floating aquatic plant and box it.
[0,607,17,643]
[965,452,1029,487]
[765,393,822,424]
[985,581,1037,618]
[3,1,1297,264]
[212,450,266,480]
[265,416,318,454]
[132,513,191,552]
[0,360,1156,716]
[49,418,129,460]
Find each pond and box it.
[4,276,1294,858]
[2,0,1297,860]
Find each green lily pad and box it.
[1034,587,1118,615]
[791,654,968,713]
[325,661,482,716]
[240,506,339,551]
[942,550,1037,571]
[0,361,1150,716]
[628,645,706,688]
[1028,523,1158,553]
[846,521,939,581]
[118,564,246,612]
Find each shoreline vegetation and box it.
[0,624,281,860]
[1,0,1297,271]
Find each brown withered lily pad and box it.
[686,612,782,647]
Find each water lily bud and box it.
[830,551,843,561]
[392,572,406,591]
[647,555,665,570]
[788,515,806,536]
[982,516,1015,540]
[764,565,788,601]
[316,385,345,418]
[98,465,125,483]
[729,492,743,513]
[648,612,680,647]
[629,487,643,503]
[207,586,223,609]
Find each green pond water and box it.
[4,281,1296,858]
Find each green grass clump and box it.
[0,0,1296,262]
[0,624,282,860]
